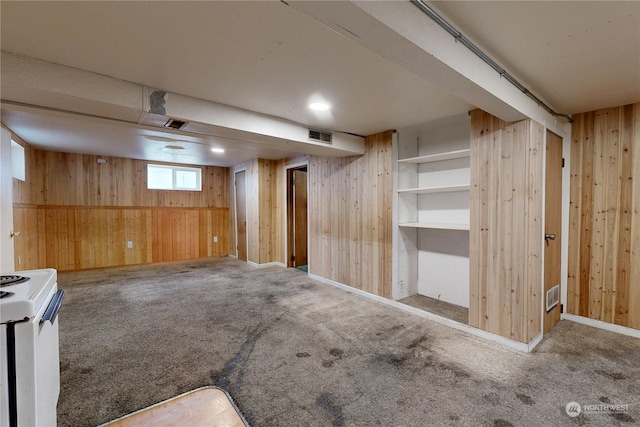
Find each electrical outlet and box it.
[213,236,218,243]
[127,241,133,249]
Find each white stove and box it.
[0,268,64,427]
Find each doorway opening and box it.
[287,166,308,271]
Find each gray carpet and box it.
[56,258,640,426]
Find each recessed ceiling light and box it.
[309,102,331,111]
[211,148,225,153]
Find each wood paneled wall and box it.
[13,147,228,207]
[469,110,544,343]
[13,206,228,271]
[308,130,393,298]
[229,156,305,265]
[567,103,640,329]
[244,159,284,264]
[12,147,230,271]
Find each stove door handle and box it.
[41,289,65,325]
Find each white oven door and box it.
[0,324,9,426]
[13,285,63,427]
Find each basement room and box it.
[1,1,639,426]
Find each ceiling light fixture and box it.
[211,148,225,153]
[309,102,331,111]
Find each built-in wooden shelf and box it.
[397,184,470,194]
[398,149,470,164]
[399,222,470,231]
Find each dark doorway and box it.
[287,166,308,269]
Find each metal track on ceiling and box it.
[412,0,573,123]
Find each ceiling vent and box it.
[164,118,188,130]
[308,129,332,144]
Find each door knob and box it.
[545,233,556,241]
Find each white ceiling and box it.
[432,1,640,115]
[1,1,638,167]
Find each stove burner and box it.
[0,290,12,298]
[0,275,30,288]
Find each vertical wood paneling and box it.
[13,149,229,208]
[231,158,290,266]
[12,206,45,270]
[631,105,640,330]
[14,205,227,271]
[12,147,230,271]
[567,113,584,315]
[308,130,393,299]
[526,120,544,339]
[568,103,640,329]
[245,160,260,263]
[469,110,544,344]
[258,159,275,264]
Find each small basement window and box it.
[11,140,25,181]
[147,164,202,191]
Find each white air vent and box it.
[308,129,332,144]
[546,284,559,312]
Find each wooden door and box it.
[544,131,563,333]
[293,169,308,267]
[235,171,247,262]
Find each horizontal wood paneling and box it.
[469,110,544,343]
[567,103,640,329]
[13,205,228,271]
[308,130,393,298]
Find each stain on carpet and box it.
[329,348,344,359]
[610,412,635,423]
[483,392,501,405]
[377,353,410,367]
[595,370,626,380]
[516,393,535,405]
[315,393,344,427]
[406,334,429,349]
[213,311,289,392]
[434,361,471,379]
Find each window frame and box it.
[147,163,202,191]
[11,139,25,182]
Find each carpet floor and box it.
[56,257,640,426]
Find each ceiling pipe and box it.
[412,0,573,123]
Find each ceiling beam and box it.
[288,0,571,135]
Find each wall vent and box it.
[164,118,187,130]
[546,284,560,312]
[308,129,332,144]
